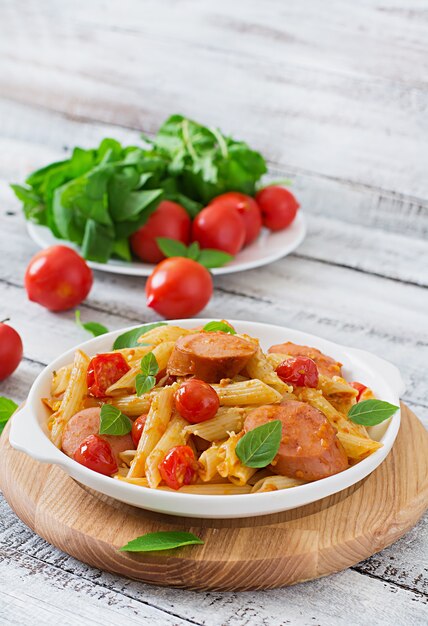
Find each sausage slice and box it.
[167,332,257,383]
[268,341,342,378]
[61,407,133,461]
[244,402,348,481]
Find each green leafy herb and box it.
[75,310,109,337]
[119,531,204,552]
[113,322,167,350]
[0,397,18,435]
[135,352,160,396]
[235,420,282,468]
[203,321,236,334]
[99,405,132,436]
[348,400,399,426]
[157,237,233,269]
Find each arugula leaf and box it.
[348,400,399,426]
[197,249,232,268]
[155,237,233,269]
[140,352,159,376]
[235,420,282,468]
[0,397,19,435]
[119,531,204,552]
[156,237,189,258]
[99,405,132,436]
[75,310,109,338]
[203,321,236,334]
[113,322,167,350]
[136,374,157,396]
[186,241,200,260]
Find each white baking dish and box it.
[9,319,404,519]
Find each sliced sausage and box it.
[61,407,133,461]
[268,341,342,378]
[244,402,348,481]
[167,332,257,383]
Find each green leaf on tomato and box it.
[119,531,204,552]
[348,399,399,426]
[235,420,282,468]
[0,396,18,435]
[99,404,132,436]
[75,310,109,338]
[156,237,189,258]
[113,322,167,350]
[197,249,233,268]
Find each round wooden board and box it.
[1,403,427,591]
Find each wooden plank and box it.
[0,2,428,198]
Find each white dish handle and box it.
[9,405,66,467]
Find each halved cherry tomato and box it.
[131,414,147,448]
[192,204,245,254]
[158,445,199,490]
[87,353,130,398]
[25,245,93,311]
[130,201,191,264]
[0,321,23,381]
[73,434,118,476]
[276,356,319,388]
[175,379,220,424]
[350,382,368,402]
[146,257,213,319]
[208,192,262,246]
[255,186,299,231]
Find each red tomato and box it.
[158,445,199,490]
[350,382,368,402]
[73,434,118,476]
[208,192,262,246]
[192,204,245,255]
[0,321,23,381]
[131,414,147,448]
[25,245,93,312]
[175,379,220,424]
[87,353,130,398]
[146,257,213,319]
[130,201,191,264]
[276,356,319,388]
[255,186,299,231]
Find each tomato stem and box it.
[0,318,10,324]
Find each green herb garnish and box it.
[75,310,109,338]
[135,352,160,396]
[99,405,132,436]
[235,420,282,468]
[119,531,204,552]
[113,322,167,350]
[0,397,18,435]
[156,238,232,269]
[348,399,399,426]
[202,321,236,334]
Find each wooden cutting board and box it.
[1,403,427,591]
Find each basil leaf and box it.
[136,374,156,396]
[99,405,132,436]
[119,531,204,552]
[235,420,282,468]
[348,399,399,426]
[113,322,167,349]
[75,310,109,338]
[187,241,200,260]
[156,237,189,258]
[0,396,18,435]
[203,321,236,335]
[197,249,233,268]
[140,352,159,376]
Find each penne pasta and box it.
[137,325,192,346]
[107,393,153,416]
[245,345,292,394]
[217,433,257,486]
[127,383,178,478]
[50,350,90,447]
[158,483,252,495]
[337,432,382,461]
[107,342,176,393]
[198,444,222,482]
[146,416,189,488]
[51,364,73,396]
[212,379,282,406]
[251,475,305,493]
[184,406,247,442]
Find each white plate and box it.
[10,319,404,519]
[27,213,306,276]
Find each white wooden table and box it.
[0,2,427,624]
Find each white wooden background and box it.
[0,1,427,624]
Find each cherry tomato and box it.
[255,186,299,231]
[0,321,23,381]
[73,434,118,476]
[131,414,147,448]
[130,201,191,264]
[192,204,245,254]
[208,192,262,246]
[146,257,213,319]
[175,379,220,424]
[87,353,130,398]
[158,445,199,490]
[276,356,319,388]
[350,382,368,402]
[25,245,93,311]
